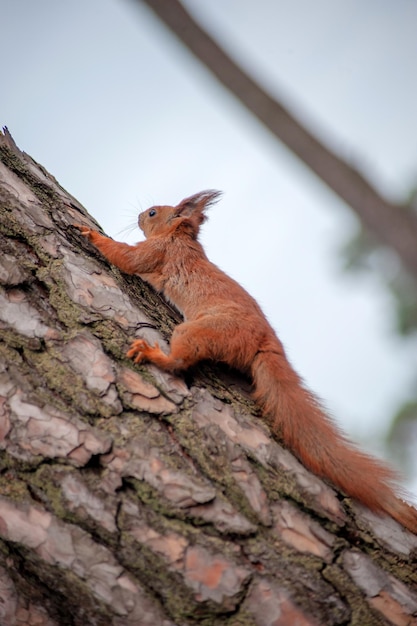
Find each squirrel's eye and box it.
[149,209,156,217]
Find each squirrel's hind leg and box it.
[127,321,220,372]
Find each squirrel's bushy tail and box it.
[251,350,417,534]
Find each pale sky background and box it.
[2,1,417,489]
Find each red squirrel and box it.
[75,190,417,534]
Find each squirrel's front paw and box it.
[73,223,96,240]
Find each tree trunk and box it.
[0,129,416,626]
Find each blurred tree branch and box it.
[139,0,417,281]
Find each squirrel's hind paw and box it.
[127,339,155,364]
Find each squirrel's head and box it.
[138,190,222,239]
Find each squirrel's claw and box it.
[73,223,93,237]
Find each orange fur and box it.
[75,190,417,533]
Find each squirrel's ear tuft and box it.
[175,190,222,220]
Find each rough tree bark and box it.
[138,0,417,282]
[0,130,416,626]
